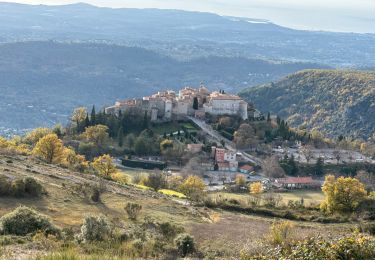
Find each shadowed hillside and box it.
[0,41,323,133]
[239,70,375,140]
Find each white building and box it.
[203,92,248,120]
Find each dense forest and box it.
[239,70,375,141]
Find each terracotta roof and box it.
[240,165,253,171]
[210,94,242,100]
[276,177,315,184]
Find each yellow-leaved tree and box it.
[71,107,87,126]
[249,182,263,194]
[235,174,246,187]
[320,175,367,213]
[82,125,109,147]
[24,128,52,145]
[179,175,206,201]
[0,137,30,155]
[91,154,117,178]
[63,147,88,172]
[33,134,65,164]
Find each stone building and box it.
[105,85,249,121]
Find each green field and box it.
[150,121,199,135]
[150,121,182,135]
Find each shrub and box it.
[159,222,184,241]
[23,177,44,197]
[0,206,59,236]
[175,233,195,257]
[11,179,26,197]
[90,186,101,203]
[359,222,375,235]
[0,175,11,195]
[269,220,294,245]
[125,202,142,220]
[144,172,166,191]
[0,176,43,198]
[79,215,112,242]
[251,234,375,260]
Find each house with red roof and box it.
[274,177,320,189]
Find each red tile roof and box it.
[240,165,253,171]
[276,177,314,184]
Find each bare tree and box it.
[333,150,341,164]
[233,123,256,149]
[262,156,285,179]
[301,145,314,164]
[355,170,375,190]
[181,157,204,177]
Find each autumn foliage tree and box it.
[32,134,65,164]
[249,182,263,194]
[82,125,109,147]
[179,175,205,201]
[235,174,246,187]
[91,154,117,178]
[320,175,367,213]
[24,128,52,145]
[63,147,88,172]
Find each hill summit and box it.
[239,69,375,140]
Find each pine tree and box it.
[142,111,149,130]
[117,126,123,147]
[267,112,271,122]
[90,106,96,126]
[193,97,199,110]
[289,154,298,176]
[84,113,90,130]
[314,157,324,176]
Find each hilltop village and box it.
[105,85,250,121]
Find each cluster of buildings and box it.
[211,146,254,174]
[105,85,249,121]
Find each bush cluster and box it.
[256,234,375,260]
[0,176,44,197]
[79,215,112,242]
[174,233,195,257]
[0,206,59,236]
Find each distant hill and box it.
[239,70,375,140]
[1,3,375,67]
[0,41,324,133]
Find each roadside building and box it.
[239,164,254,174]
[274,177,320,189]
[187,143,203,153]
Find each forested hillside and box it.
[0,41,323,134]
[239,70,375,140]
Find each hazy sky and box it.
[4,0,375,33]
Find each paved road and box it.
[188,116,263,165]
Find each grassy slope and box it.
[239,69,375,139]
[0,155,352,258]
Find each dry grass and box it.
[209,190,324,207]
[0,155,201,228]
[0,155,358,259]
[188,210,352,258]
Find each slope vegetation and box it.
[239,70,375,140]
[0,155,350,258]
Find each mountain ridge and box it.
[1,2,375,66]
[239,69,375,140]
[0,41,325,134]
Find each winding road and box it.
[188,116,263,165]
